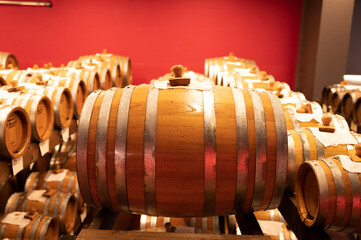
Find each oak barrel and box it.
[23,84,73,129]
[0,52,19,69]
[254,209,285,222]
[296,155,361,232]
[286,128,357,191]
[341,91,361,119]
[5,190,77,234]
[0,104,31,159]
[24,170,84,212]
[0,212,58,240]
[77,84,287,216]
[2,92,54,141]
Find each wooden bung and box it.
[319,113,335,133]
[76,84,287,216]
[169,65,190,86]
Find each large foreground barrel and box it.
[0,212,58,240]
[77,84,287,217]
[296,155,361,232]
[5,191,77,234]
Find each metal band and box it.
[5,193,17,213]
[341,164,361,232]
[16,225,25,240]
[143,86,159,216]
[297,130,310,162]
[249,91,267,211]
[314,134,325,159]
[150,217,157,229]
[267,93,288,209]
[231,88,249,213]
[95,88,117,209]
[307,161,329,226]
[202,218,208,231]
[29,215,43,240]
[322,158,346,231]
[287,133,296,190]
[57,171,66,192]
[213,216,220,233]
[123,57,130,86]
[59,194,72,233]
[0,106,12,156]
[68,172,76,194]
[13,193,22,212]
[77,90,102,207]
[269,209,275,221]
[203,89,217,216]
[115,86,135,212]
[0,223,7,239]
[53,87,66,127]
[20,194,28,212]
[140,215,147,231]
[24,172,36,192]
[39,216,52,240]
[289,112,300,129]
[42,172,51,189]
[43,193,53,216]
[52,193,62,218]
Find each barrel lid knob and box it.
[171,65,184,78]
[103,49,108,54]
[33,64,39,70]
[60,64,65,68]
[25,208,39,220]
[10,80,17,88]
[355,143,361,157]
[276,86,284,98]
[53,164,64,174]
[341,80,348,86]
[319,113,335,132]
[169,65,190,86]
[48,62,53,67]
[260,71,268,81]
[43,186,55,197]
[249,66,257,74]
[75,62,82,69]
[7,79,24,92]
[322,114,332,126]
[43,63,49,69]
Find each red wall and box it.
[0,0,302,87]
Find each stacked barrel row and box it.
[322,81,361,131]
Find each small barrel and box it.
[24,170,84,212]
[0,180,16,214]
[4,92,54,142]
[50,152,76,172]
[5,191,77,234]
[286,128,356,191]
[24,84,73,129]
[353,97,361,125]
[341,91,361,119]
[0,212,59,240]
[45,76,87,118]
[0,70,40,85]
[0,52,19,69]
[296,156,361,232]
[77,83,288,216]
[254,209,285,222]
[0,104,31,159]
[331,90,347,113]
[139,215,221,233]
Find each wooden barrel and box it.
[353,97,361,125]
[23,84,73,129]
[77,84,288,216]
[50,152,76,172]
[0,52,19,69]
[3,92,54,141]
[286,128,356,191]
[0,70,40,85]
[57,68,101,94]
[5,191,77,234]
[24,170,84,212]
[341,91,361,119]
[45,76,87,118]
[0,212,59,240]
[0,104,31,159]
[331,90,347,113]
[139,215,221,233]
[296,155,361,232]
[254,209,285,222]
